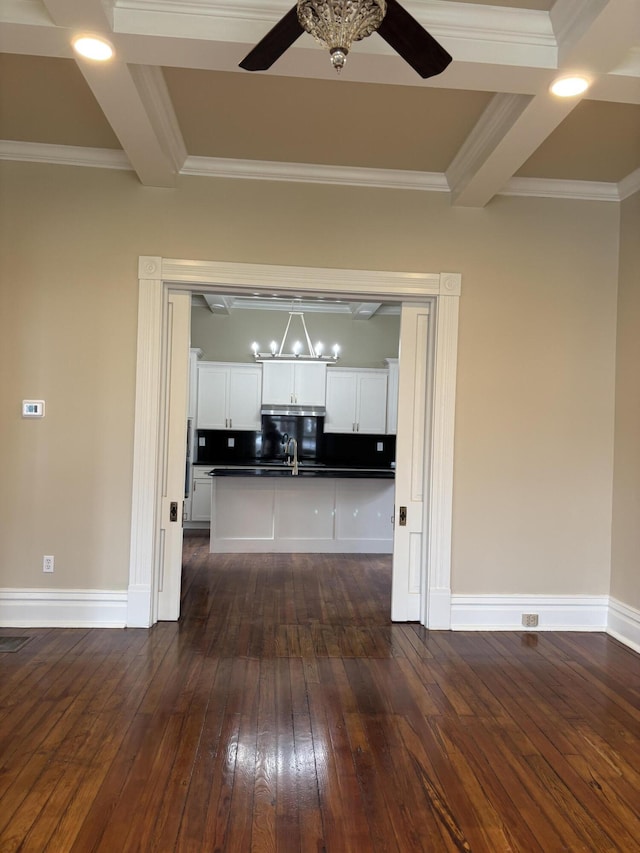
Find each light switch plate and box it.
[228,437,235,447]
[376,441,383,452]
[23,400,45,418]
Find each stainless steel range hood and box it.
[261,405,326,417]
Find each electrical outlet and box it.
[522,613,538,628]
[43,555,54,573]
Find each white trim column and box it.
[127,257,164,627]
[424,273,461,629]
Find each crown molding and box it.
[0,140,131,170]
[501,176,620,202]
[115,0,556,48]
[618,167,640,201]
[1,140,632,203]
[181,155,450,192]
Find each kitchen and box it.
[185,295,400,554]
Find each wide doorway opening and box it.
[128,258,460,630]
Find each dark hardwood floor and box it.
[1,536,639,852]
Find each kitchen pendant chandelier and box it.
[251,311,340,362]
[297,0,387,73]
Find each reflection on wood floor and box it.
[1,534,639,852]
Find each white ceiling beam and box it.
[447,0,639,207]
[203,295,232,314]
[349,302,382,320]
[41,0,114,30]
[73,55,178,186]
[35,0,184,185]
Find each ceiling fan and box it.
[239,0,452,78]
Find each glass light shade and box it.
[297,0,386,71]
[550,76,590,97]
[72,36,114,61]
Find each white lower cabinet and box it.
[209,477,394,553]
[324,369,388,434]
[190,466,213,522]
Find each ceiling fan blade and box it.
[239,5,304,71]
[377,0,452,79]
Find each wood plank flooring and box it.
[1,536,639,852]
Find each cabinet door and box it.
[191,476,212,521]
[356,373,388,433]
[197,365,228,429]
[261,362,295,405]
[294,362,327,407]
[324,371,357,433]
[228,366,262,430]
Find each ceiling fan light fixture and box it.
[297,0,387,73]
[550,75,590,97]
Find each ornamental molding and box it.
[0,140,628,203]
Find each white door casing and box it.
[127,257,461,629]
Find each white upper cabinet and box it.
[261,361,327,407]
[197,363,262,430]
[324,369,387,434]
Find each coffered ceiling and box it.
[1,0,639,206]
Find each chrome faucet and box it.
[285,437,299,476]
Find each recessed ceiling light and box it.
[72,36,114,61]
[550,75,590,97]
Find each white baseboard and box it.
[607,597,640,654]
[2,587,638,650]
[0,588,128,628]
[450,594,609,632]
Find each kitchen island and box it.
[207,464,395,553]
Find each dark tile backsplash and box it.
[196,418,395,469]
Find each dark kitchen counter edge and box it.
[206,465,395,479]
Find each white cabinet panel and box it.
[213,480,274,540]
[335,481,394,541]
[275,480,335,540]
[228,368,262,429]
[325,369,387,434]
[261,362,293,405]
[324,371,356,432]
[357,373,388,434]
[197,366,228,429]
[191,467,213,522]
[209,477,393,553]
[262,361,327,407]
[295,362,327,406]
[197,363,261,430]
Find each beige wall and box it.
[191,305,400,367]
[610,191,640,609]
[0,161,621,600]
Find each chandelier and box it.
[297,0,387,73]
[251,311,340,362]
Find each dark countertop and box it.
[206,463,395,479]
